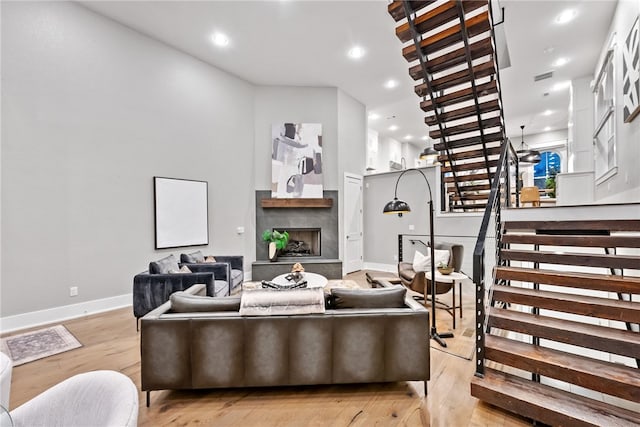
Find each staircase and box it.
[473,218,640,426]
[388,0,505,212]
[387,1,640,424]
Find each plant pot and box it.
[268,242,278,262]
[437,267,453,275]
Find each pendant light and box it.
[419,146,439,164]
[516,125,541,165]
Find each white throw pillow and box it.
[412,249,450,272]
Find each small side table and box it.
[426,271,469,329]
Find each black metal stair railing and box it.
[472,139,519,377]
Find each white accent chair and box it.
[0,351,138,427]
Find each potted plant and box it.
[262,229,289,262]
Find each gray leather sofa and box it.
[140,284,430,405]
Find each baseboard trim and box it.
[0,293,132,334]
[363,262,397,273]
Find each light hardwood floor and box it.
[5,271,532,426]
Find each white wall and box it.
[337,89,367,262]
[594,0,640,202]
[1,2,255,317]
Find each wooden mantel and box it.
[261,198,333,208]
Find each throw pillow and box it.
[331,285,407,309]
[181,250,205,264]
[170,292,241,312]
[412,249,450,273]
[149,254,180,274]
[204,256,217,263]
[168,265,192,274]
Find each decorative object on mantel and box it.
[261,198,333,208]
[272,122,323,198]
[291,262,305,273]
[622,16,639,123]
[262,229,289,262]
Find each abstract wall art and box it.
[271,123,323,198]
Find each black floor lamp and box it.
[383,168,453,348]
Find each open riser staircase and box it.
[388,0,505,212]
[472,219,640,426]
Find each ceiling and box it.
[81,0,617,148]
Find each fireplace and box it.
[253,190,342,280]
[279,228,320,257]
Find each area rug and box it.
[1,325,82,366]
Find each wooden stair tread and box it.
[447,183,491,192]
[503,220,640,232]
[416,59,495,95]
[485,335,640,403]
[453,203,487,210]
[488,307,640,359]
[430,116,501,139]
[437,146,501,161]
[433,131,503,150]
[501,249,640,270]
[403,12,490,62]
[452,193,492,201]
[502,233,640,248]
[492,284,640,323]
[471,368,640,426]
[443,172,490,183]
[388,0,432,22]
[396,1,486,43]
[421,80,497,111]
[409,38,493,79]
[425,99,500,126]
[494,266,640,294]
[441,159,498,173]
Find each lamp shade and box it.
[419,146,438,160]
[516,124,541,165]
[383,197,411,216]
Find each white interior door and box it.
[344,173,363,274]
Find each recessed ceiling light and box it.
[384,79,398,89]
[555,9,577,25]
[388,125,398,131]
[543,109,553,116]
[211,32,230,47]
[347,46,365,59]
[553,57,569,67]
[368,113,380,120]
[544,126,551,131]
[421,136,429,141]
[403,134,412,140]
[552,81,571,91]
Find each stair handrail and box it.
[472,138,518,377]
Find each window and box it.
[593,46,616,182]
[533,151,561,197]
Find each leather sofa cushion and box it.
[181,251,205,264]
[331,285,407,309]
[170,292,240,312]
[149,254,179,274]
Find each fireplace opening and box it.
[279,228,321,257]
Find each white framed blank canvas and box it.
[154,177,209,249]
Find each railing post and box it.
[474,247,485,377]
